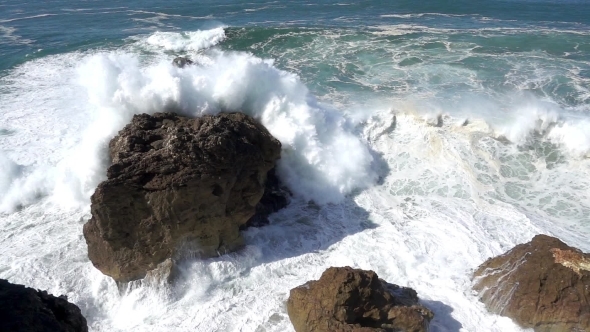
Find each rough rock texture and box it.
[0,279,88,332]
[473,234,590,332]
[287,267,434,332]
[83,112,281,283]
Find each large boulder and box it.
[287,267,434,332]
[473,234,590,332]
[83,112,282,283]
[0,279,87,332]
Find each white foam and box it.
[143,27,226,52]
[73,36,377,204]
[0,13,58,23]
[0,25,34,45]
[0,28,377,210]
[0,153,23,212]
[486,98,590,157]
[2,26,590,332]
[491,99,560,144]
[547,119,590,157]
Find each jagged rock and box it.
[0,279,87,332]
[83,112,281,283]
[172,57,193,68]
[287,267,434,332]
[473,234,590,332]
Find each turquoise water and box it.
[2,0,590,110]
[1,1,589,331]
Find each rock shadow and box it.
[169,144,390,281]
[421,299,463,332]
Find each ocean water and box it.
[1,0,589,331]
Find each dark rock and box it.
[287,267,434,332]
[241,167,290,229]
[172,57,193,68]
[0,279,87,332]
[473,234,590,332]
[83,112,281,283]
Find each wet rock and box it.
[83,112,281,283]
[241,167,290,229]
[0,279,87,332]
[473,234,590,332]
[172,56,193,68]
[287,266,434,332]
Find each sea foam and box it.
[1,28,378,211]
[77,48,378,204]
[2,26,590,332]
[143,27,226,52]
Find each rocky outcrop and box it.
[0,279,87,332]
[473,234,590,332]
[83,112,282,283]
[287,267,434,332]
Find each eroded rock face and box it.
[83,112,281,283]
[473,234,590,332]
[0,279,88,332]
[287,267,434,332]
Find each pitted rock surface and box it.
[83,112,281,283]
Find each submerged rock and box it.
[287,267,434,332]
[172,56,193,68]
[83,112,282,283]
[0,279,87,332]
[473,234,590,332]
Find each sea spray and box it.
[74,40,379,205]
[1,21,590,331]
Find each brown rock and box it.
[287,267,433,332]
[83,112,281,283]
[473,234,590,332]
[0,279,88,332]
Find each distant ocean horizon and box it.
[1,0,589,331]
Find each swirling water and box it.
[1,0,589,331]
